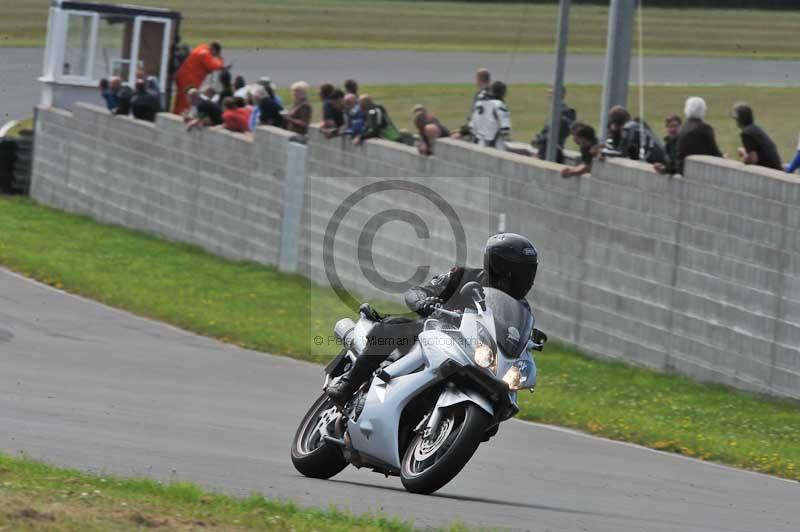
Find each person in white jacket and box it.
[468,81,511,150]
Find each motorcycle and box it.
[291,282,546,494]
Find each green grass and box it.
[2,117,34,137]
[0,196,799,481]
[2,0,800,58]
[0,453,447,531]
[315,83,800,165]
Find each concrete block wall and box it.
[31,103,293,267]
[30,107,800,399]
[301,126,800,399]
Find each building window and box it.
[62,12,94,77]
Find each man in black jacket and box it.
[130,79,161,122]
[732,102,782,171]
[533,86,577,163]
[325,233,541,406]
[676,96,722,174]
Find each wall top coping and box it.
[604,156,658,174]
[156,111,183,125]
[37,105,73,118]
[367,137,420,156]
[74,102,109,115]
[688,155,800,185]
[255,124,297,140]
[436,137,565,171]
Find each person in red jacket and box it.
[173,42,225,115]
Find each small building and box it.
[39,1,182,111]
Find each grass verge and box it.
[2,0,800,59]
[0,196,799,481]
[0,452,440,531]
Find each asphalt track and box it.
[2,47,800,123]
[1,266,798,531]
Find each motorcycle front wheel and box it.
[400,403,490,494]
[291,394,348,479]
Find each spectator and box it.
[653,114,681,175]
[341,93,364,136]
[731,102,782,171]
[203,86,217,102]
[322,89,346,138]
[221,97,250,133]
[258,77,282,106]
[457,68,492,138]
[413,104,450,156]
[112,77,133,115]
[99,78,115,111]
[145,76,161,98]
[786,135,800,174]
[319,83,335,103]
[130,79,161,122]
[468,80,511,150]
[234,95,252,126]
[216,69,234,102]
[174,42,225,115]
[344,79,359,98]
[561,122,599,178]
[601,105,631,156]
[285,81,312,135]
[186,89,223,130]
[533,86,576,163]
[233,75,247,98]
[677,96,722,174]
[248,86,267,131]
[99,77,132,114]
[354,94,402,145]
[602,106,665,164]
[258,82,285,128]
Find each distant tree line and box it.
[405,0,800,10]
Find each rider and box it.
[325,232,540,406]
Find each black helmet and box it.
[483,233,538,299]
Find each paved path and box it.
[2,47,800,124]
[0,267,797,531]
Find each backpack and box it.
[604,118,666,163]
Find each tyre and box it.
[400,402,490,494]
[291,394,348,479]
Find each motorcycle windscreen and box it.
[483,288,533,358]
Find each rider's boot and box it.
[326,352,384,406]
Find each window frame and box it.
[57,9,99,83]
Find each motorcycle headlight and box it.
[473,343,496,369]
[502,360,530,390]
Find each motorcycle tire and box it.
[400,403,490,494]
[291,394,348,479]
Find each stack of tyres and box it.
[0,138,14,194]
[11,130,33,195]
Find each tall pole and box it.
[599,0,636,142]
[545,0,570,162]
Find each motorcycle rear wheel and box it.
[400,403,490,494]
[291,394,348,479]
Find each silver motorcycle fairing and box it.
[346,345,437,469]
[347,326,495,470]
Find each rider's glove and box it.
[420,296,444,314]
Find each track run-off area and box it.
[0,267,797,531]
